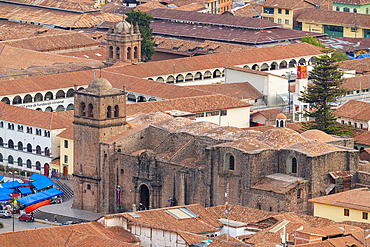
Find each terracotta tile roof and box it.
[233,4,262,18]
[339,58,370,74]
[199,126,243,139]
[243,125,276,132]
[225,66,288,79]
[287,121,309,133]
[0,2,122,28]
[57,125,74,139]
[225,130,263,141]
[333,100,370,121]
[355,131,370,145]
[0,20,68,41]
[297,224,362,237]
[0,33,98,52]
[301,130,339,142]
[175,121,220,135]
[284,141,344,155]
[309,188,370,211]
[251,108,289,121]
[126,94,252,116]
[0,46,102,71]
[3,0,97,12]
[64,230,138,247]
[218,138,272,152]
[147,8,281,29]
[105,43,323,78]
[176,2,206,11]
[0,102,73,130]
[341,74,370,92]
[153,117,195,132]
[0,70,210,100]
[186,82,262,100]
[251,173,308,194]
[0,221,139,246]
[297,8,370,29]
[154,37,253,55]
[60,46,107,61]
[149,20,324,45]
[260,0,315,10]
[129,111,173,125]
[119,204,223,234]
[256,127,309,149]
[176,231,208,245]
[101,1,131,14]
[135,2,168,12]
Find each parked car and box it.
[0,210,11,218]
[61,221,81,225]
[18,214,34,222]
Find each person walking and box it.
[54,215,57,222]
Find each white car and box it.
[0,210,11,218]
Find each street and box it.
[0,216,53,233]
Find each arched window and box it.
[114,105,119,117]
[45,92,53,100]
[224,153,235,171]
[27,143,32,153]
[45,147,50,157]
[0,137,3,147]
[8,139,14,149]
[134,46,138,59]
[280,120,284,127]
[107,106,112,118]
[176,74,184,82]
[116,47,120,60]
[343,7,350,12]
[81,102,86,116]
[23,94,32,103]
[1,97,10,105]
[56,90,65,99]
[0,153,3,162]
[36,161,41,170]
[12,96,22,105]
[353,8,357,13]
[109,46,113,59]
[336,6,340,11]
[36,145,41,155]
[34,93,43,102]
[292,157,297,173]
[17,157,22,167]
[27,159,31,168]
[18,141,23,151]
[66,89,74,98]
[127,47,131,60]
[141,161,149,173]
[8,155,13,164]
[88,104,93,118]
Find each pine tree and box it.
[126,10,156,60]
[299,49,349,135]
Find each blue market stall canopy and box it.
[30,174,59,191]
[0,180,21,189]
[0,193,10,201]
[0,189,16,195]
[19,187,32,195]
[17,188,63,206]
[0,176,4,182]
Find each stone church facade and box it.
[73,78,359,215]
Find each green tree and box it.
[331,51,349,61]
[299,49,349,135]
[126,10,155,60]
[301,35,325,48]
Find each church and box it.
[72,77,359,215]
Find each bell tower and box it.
[106,14,142,64]
[72,78,128,212]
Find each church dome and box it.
[115,14,131,34]
[87,78,113,91]
[276,113,287,119]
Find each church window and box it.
[141,161,149,173]
[88,104,93,118]
[87,184,91,190]
[224,153,235,171]
[127,47,131,60]
[116,47,120,60]
[134,46,138,59]
[114,105,119,117]
[107,106,112,118]
[109,46,113,59]
[121,169,124,174]
[292,157,297,173]
[280,120,284,127]
[81,102,86,116]
[336,6,340,11]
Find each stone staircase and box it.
[52,179,74,202]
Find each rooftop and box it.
[233,4,261,18]
[339,59,370,74]
[284,141,344,156]
[309,188,370,212]
[251,173,308,194]
[186,82,263,100]
[301,129,339,142]
[260,0,315,10]
[256,127,309,149]
[105,43,323,78]
[199,126,243,139]
[57,125,74,139]
[297,8,370,29]
[147,8,281,29]
[355,131,370,145]
[153,117,195,132]
[174,121,220,135]
[333,0,370,5]
[1,0,98,13]
[333,100,370,122]
[218,138,272,152]
[224,130,264,141]
[251,108,289,121]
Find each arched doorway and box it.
[139,184,149,210]
[44,163,50,177]
[63,166,68,177]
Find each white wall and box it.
[0,120,53,174]
[336,117,369,130]
[132,225,187,247]
[194,107,250,128]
